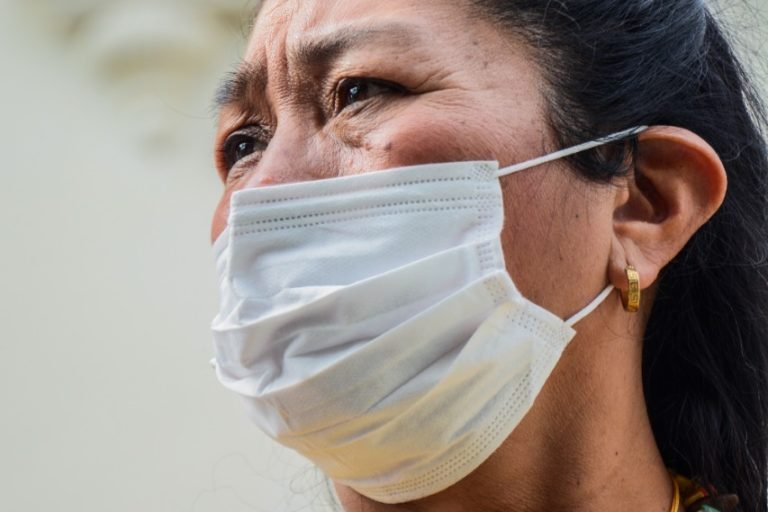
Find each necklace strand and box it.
[669,474,681,512]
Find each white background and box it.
[0,1,765,511]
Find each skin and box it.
[211,1,727,510]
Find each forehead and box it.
[247,0,471,58]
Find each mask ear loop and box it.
[494,126,647,328]
[564,285,615,327]
[497,126,648,177]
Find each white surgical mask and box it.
[211,127,647,504]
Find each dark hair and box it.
[470,0,768,510]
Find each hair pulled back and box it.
[471,1,768,510]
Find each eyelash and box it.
[333,77,406,114]
[218,125,271,175]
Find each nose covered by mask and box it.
[211,127,646,504]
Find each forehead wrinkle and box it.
[292,23,423,70]
[213,23,424,115]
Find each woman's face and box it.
[212,0,618,319]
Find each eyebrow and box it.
[213,23,422,115]
[213,63,266,115]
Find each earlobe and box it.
[608,126,727,296]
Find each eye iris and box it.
[346,81,368,106]
[236,140,254,161]
[224,135,257,170]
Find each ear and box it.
[608,126,727,295]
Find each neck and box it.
[335,304,674,512]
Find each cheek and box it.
[349,89,549,173]
[375,118,488,165]
[211,189,233,243]
[358,104,520,170]
[501,174,616,318]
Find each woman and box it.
[209,1,768,511]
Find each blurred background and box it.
[0,1,765,511]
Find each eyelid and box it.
[218,124,271,153]
[217,116,265,150]
[332,77,407,115]
[214,124,272,179]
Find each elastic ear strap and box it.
[565,285,615,327]
[497,126,649,177]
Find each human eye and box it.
[334,77,406,114]
[218,125,271,174]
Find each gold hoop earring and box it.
[621,265,641,313]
